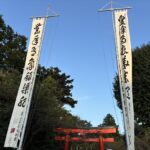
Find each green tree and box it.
[113,43,150,127]
[0,16,27,72]
[99,114,117,127]
[98,113,120,138]
[23,68,79,150]
[37,66,77,108]
[0,67,80,150]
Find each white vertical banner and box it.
[113,9,134,150]
[4,17,46,148]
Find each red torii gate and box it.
[54,127,116,150]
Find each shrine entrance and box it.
[54,127,116,150]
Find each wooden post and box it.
[99,136,104,150]
[64,134,69,150]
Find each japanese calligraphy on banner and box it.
[4,17,46,148]
[113,9,134,150]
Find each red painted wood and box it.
[54,127,116,150]
[55,136,114,143]
[99,136,104,150]
[54,127,116,134]
[64,135,69,150]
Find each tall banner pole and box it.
[4,8,59,148]
[4,17,47,149]
[98,5,134,150]
[17,17,47,150]
[113,9,134,150]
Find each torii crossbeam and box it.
[54,127,116,150]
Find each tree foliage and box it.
[0,16,27,72]
[23,71,91,150]
[37,66,77,108]
[113,43,150,127]
[98,114,120,139]
[0,68,89,150]
[98,113,117,127]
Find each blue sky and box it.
[1,0,150,133]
